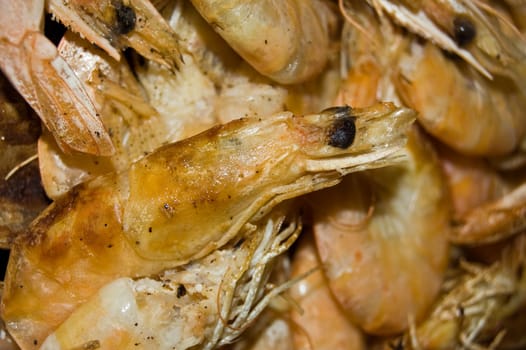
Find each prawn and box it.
[309,127,450,335]
[1,104,415,348]
[369,0,526,94]
[40,206,302,350]
[289,233,366,350]
[0,0,114,156]
[189,0,338,84]
[395,40,526,156]
[339,1,526,157]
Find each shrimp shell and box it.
[189,0,338,84]
[1,104,414,348]
[289,233,365,350]
[396,41,526,156]
[450,181,526,245]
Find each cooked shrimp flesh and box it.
[309,126,450,335]
[0,0,114,156]
[1,104,415,349]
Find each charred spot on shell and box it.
[324,106,356,149]
[453,17,476,47]
[115,2,136,35]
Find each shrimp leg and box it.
[0,0,114,156]
[392,235,526,349]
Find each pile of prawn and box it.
[0,0,526,349]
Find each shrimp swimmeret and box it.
[1,104,414,349]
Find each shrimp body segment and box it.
[311,127,450,335]
[0,0,114,156]
[1,104,415,348]
[189,0,337,84]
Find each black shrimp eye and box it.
[453,17,476,47]
[115,2,136,35]
[328,116,356,149]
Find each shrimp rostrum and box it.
[1,104,414,349]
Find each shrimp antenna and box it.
[215,267,246,331]
[468,0,524,40]
[4,154,38,181]
[338,0,379,47]
[281,311,315,350]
